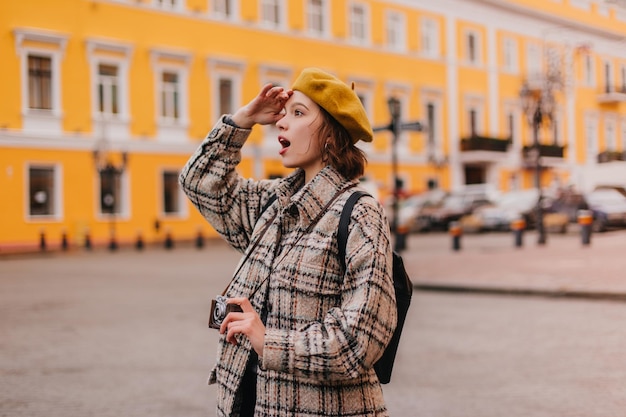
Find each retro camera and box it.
[208,295,243,329]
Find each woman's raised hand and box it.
[220,297,266,357]
[231,84,292,129]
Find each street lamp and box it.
[519,82,554,245]
[93,148,127,251]
[374,97,425,252]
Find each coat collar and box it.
[274,166,358,228]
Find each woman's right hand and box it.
[231,84,292,128]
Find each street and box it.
[1,237,626,416]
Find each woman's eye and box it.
[294,109,303,116]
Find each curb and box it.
[414,282,626,302]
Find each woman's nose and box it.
[275,114,286,129]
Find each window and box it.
[502,37,518,73]
[349,2,368,43]
[621,64,626,92]
[605,117,617,150]
[213,0,236,19]
[98,64,119,115]
[162,170,184,215]
[28,166,57,217]
[469,109,478,136]
[98,166,122,215]
[507,113,514,139]
[218,77,233,115]
[307,0,327,36]
[420,17,439,58]
[154,0,182,10]
[604,60,613,93]
[526,42,542,77]
[161,71,180,120]
[28,56,52,110]
[427,103,436,147]
[585,115,598,162]
[151,48,191,141]
[466,31,481,65]
[261,0,284,28]
[386,11,406,51]
[15,28,68,133]
[583,54,595,87]
[208,58,245,125]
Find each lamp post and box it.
[374,97,425,252]
[93,148,127,251]
[519,83,554,245]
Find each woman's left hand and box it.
[220,297,265,357]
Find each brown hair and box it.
[316,107,367,180]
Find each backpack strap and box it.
[260,194,278,216]
[338,190,371,272]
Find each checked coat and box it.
[179,116,397,417]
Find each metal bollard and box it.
[135,232,144,250]
[61,231,69,251]
[164,231,174,249]
[84,230,92,250]
[578,209,593,246]
[39,230,46,251]
[511,217,526,248]
[394,225,408,252]
[449,221,462,251]
[195,228,204,249]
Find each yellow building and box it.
[1,0,625,251]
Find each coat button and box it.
[288,205,299,216]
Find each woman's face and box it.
[276,91,326,182]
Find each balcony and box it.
[522,143,565,161]
[597,85,626,104]
[598,150,626,163]
[460,135,512,152]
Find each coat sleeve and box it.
[262,197,397,380]
[178,116,275,253]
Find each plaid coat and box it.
[179,116,397,417]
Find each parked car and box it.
[466,189,540,232]
[585,189,626,232]
[417,187,495,231]
[395,189,448,232]
[543,188,590,233]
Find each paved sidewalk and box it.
[401,228,626,300]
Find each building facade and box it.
[1,0,625,251]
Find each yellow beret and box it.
[292,68,373,144]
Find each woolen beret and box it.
[291,68,373,144]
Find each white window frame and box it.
[464,29,482,66]
[151,48,191,142]
[14,28,68,135]
[422,89,444,162]
[620,63,626,92]
[87,39,133,142]
[211,0,239,21]
[604,115,617,151]
[26,163,63,221]
[602,59,614,93]
[583,53,596,88]
[95,164,130,219]
[464,95,485,137]
[153,0,184,11]
[349,76,375,155]
[420,16,440,59]
[208,57,245,125]
[385,10,406,53]
[584,113,599,163]
[502,37,518,73]
[260,0,286,30]
[348,1,369,45]
[307,0,330,38]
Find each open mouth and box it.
[278,137,291,150]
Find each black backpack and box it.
[260,190,413,384]
[337,190,413,384]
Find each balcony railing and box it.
[460,135,512,152]
[597,150,626,163]
[597,85,626,103]
[522,144,565,159]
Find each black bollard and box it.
[61,232,69,251]
[109,233,118,251]
[39,231,46,251]
[195,229,204,249]
[578,209,592,246]
[449,221,462,251]
[135,233,144,250]
[511,217,525,248]
[164,232,174,249]
[84,232,92,250]
[394,225,408,252]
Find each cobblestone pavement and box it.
[2,230,626,416]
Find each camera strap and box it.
[219,183,356,301]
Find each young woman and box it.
[179,68,397,417]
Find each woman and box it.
[179,68,397,417]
